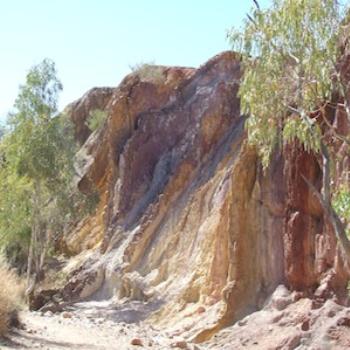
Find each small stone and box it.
[337,317,350,327]
[62,312,73,319]
[326,310,336,318]
[238,319,247,326]
[271,312,284,324]
[273,297,291,311]
[131,338,143,346]
[197,306,206,314]
[292,291,305,302]
[172,340,188,349]
[311,299,323,310]
[301,319,310,331]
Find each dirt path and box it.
[2,295,350,349]
[1,301,199,350]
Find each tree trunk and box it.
[26,224,35,288]
[305,142,350,263]
[26,181,44,290]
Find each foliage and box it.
[0,168,32,248]
[229,0,350,263]
[0,59,98,277]
[333,186,350,219]
[333,186,350,238]
[228,0,347,168]
[0,60,67,262]
[129,61,164,83]
[6,58,63,181]
[85,109,107,131]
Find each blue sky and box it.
[0,0,271,121]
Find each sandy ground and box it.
[0,301,200,350]
[2,289,350,350]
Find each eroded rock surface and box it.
[38,52,350,347]
[204,286,350,349]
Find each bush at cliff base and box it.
[0,259,24,336]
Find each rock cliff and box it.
[39,52,350,344]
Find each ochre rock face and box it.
[67,87,115,145]
[61,52,349,340]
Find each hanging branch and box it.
[253,0,261,10]
[246,13,258,27]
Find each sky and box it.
[0,0,271,121]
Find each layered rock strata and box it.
[42,52,350,342]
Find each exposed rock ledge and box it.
[35,52,350,344]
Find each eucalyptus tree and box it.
[6,59,62,284]
[229,0,350,259]
[0,59,79,286]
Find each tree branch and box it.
[246,14,257,27]
[284,104,301,115]
[320,110,350,146]
[330,57,350,125]
[283,104,316,129]
[253,0,261,10]
[321,142,331,204]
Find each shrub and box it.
[85,109,108,131]
[0,259,25,336]
[333,186,350,239]
[129,62,164,83]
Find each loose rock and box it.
[131,338,143,346]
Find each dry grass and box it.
[0,259,25,336]
[129,62,165,83]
